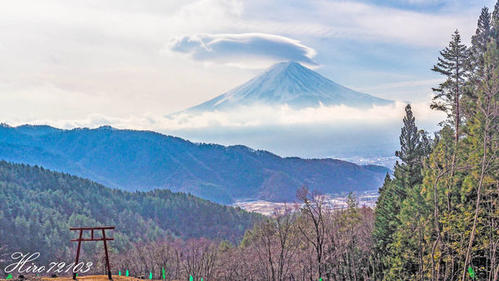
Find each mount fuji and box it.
[183,61,392,112]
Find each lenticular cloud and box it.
[167,33,317,67]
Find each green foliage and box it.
[372,104,431,280]
[395,104,432,189]
[469,7,492,79]
[0,161,261,265]
[492,1,499,43]
[386,184,430,280]
[373,4,499,280]
[431,30,469,134]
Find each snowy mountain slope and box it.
[184,61,393,112]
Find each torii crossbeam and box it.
[70,226,115,280]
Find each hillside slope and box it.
[0,161,260,263]
[0,124,389,203]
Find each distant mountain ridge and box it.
[0,124,389,203]
[183,61,392,112]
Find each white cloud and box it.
[8,101,443,131]
[353,78,444,101]
[5,102,445,160]
[358,79,444,91]
[0,0,489,135]
[167,33,317,68]
[296,1,479,47]
[162,102,443,129]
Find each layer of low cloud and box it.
[167,33,317,68]
[0,0,487,160]
[12,101,443,133]
[164,102,443,129]
[0,0,491,122]
[8,102,444,163]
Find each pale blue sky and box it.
[0,0,494,133]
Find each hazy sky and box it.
[0,0,494,160]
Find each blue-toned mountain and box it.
[0,124,389,203]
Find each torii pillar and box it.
[70,226,115,280]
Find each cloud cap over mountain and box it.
[168,33,317,67]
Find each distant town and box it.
[234,190,379,215]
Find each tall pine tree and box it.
[431,30,469,143]
[395,104,428,189]
[372,105,431,280]
[469,7,491,82]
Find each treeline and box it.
[1,3,497,280]
[0,161,261,266]
[107,3,499,280]
[100,190,374,281]
[373,3,499,280]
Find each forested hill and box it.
[0,161,261,263]
[0,124,389,204]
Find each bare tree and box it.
[182,238,218,281]
[296,186,328,280]
[247,206,299,281]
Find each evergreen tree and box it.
[430,35,469,268]
[394,104,428,189]
[373,4,498,280]
[415,12,497,281]
[460,39,499,281]
[419,126,461,281]
[386,183,430,281]
[372,105,430,280]
[372,175,399,279]
[469,7,491,80]
[0,161,261,267]
[431,30,469,143]
[465,6,494,121]
[492,1,499,42]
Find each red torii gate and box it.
[70,226,115,280]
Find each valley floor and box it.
[233,190,378,215]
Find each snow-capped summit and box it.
[183,61,392,112]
